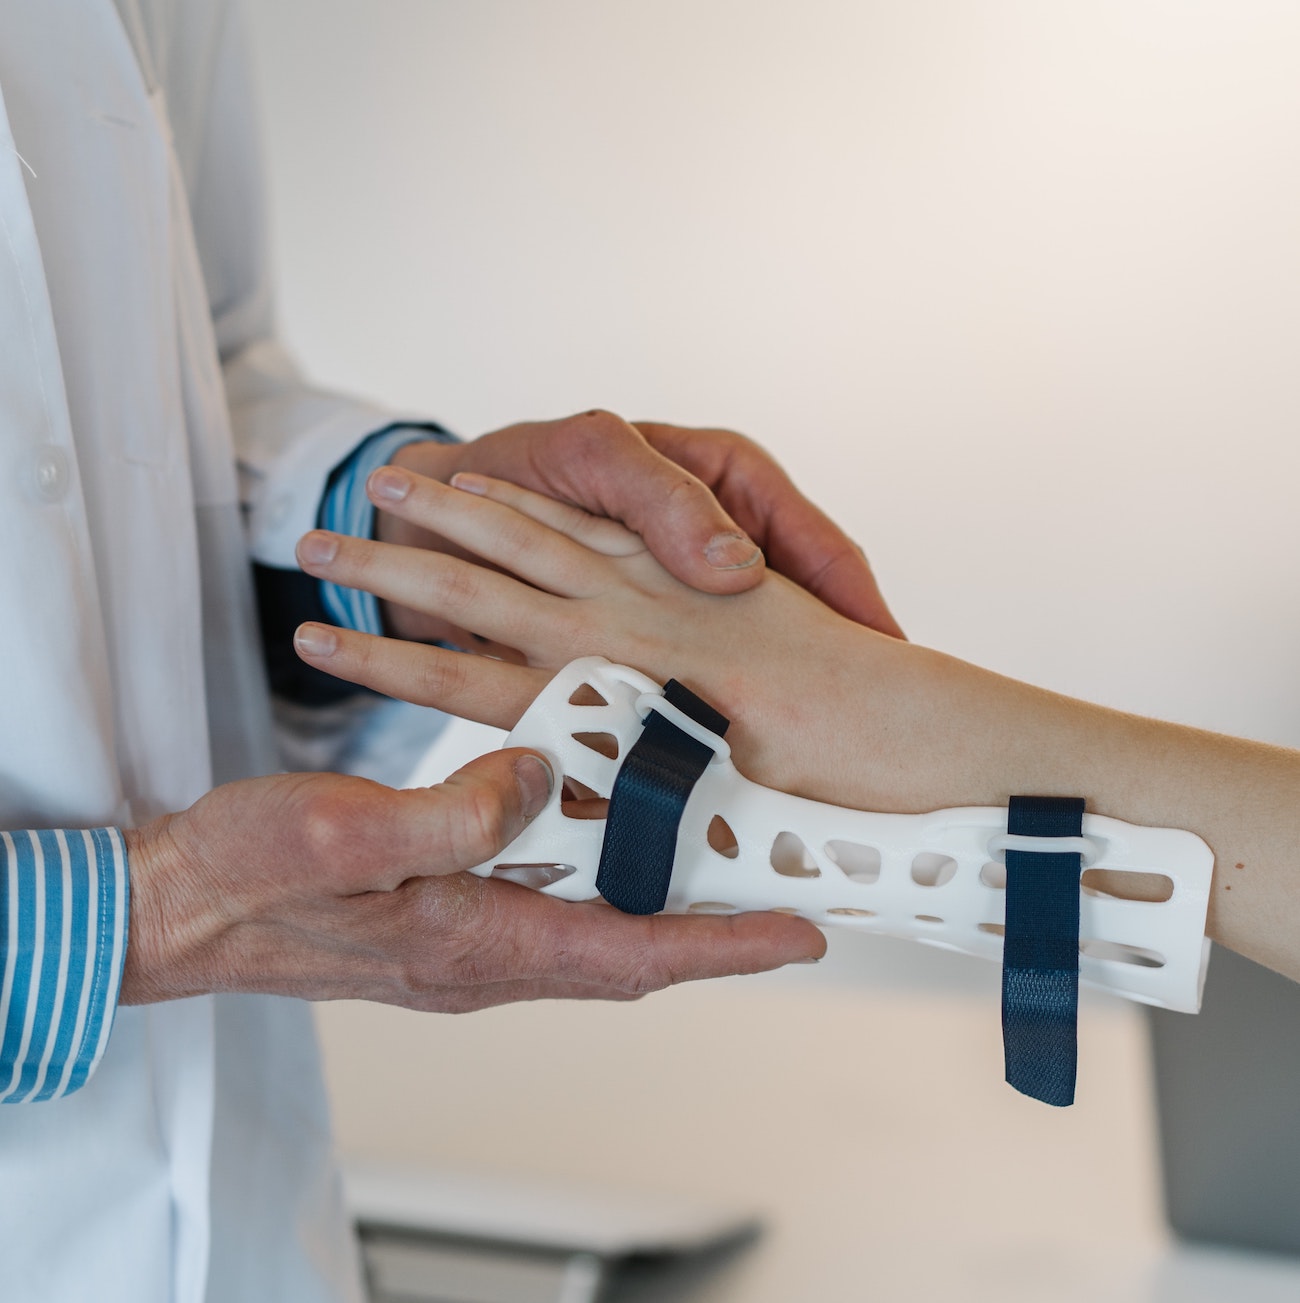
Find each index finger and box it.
[467,882,828,989]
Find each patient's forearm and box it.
[799,635,1300,981]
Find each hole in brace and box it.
[1079,938,1165,968]
[911,853,958,888]
[770,832,820,879]
[572,731,619,760]
[708,815,740,859]
[1080,868,1174,903]
[490,863,578,890]
[915,914,944,925]
[977,922,1005,937]
[824,840,881,884]
[688,901,737,914]
[561,775,609,821]
[568,683,608,707]
[978,862,1172,902]
[827,906,875,918]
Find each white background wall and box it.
[245,0,1300,1129]
[249,0,1300,751]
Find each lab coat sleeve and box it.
[167,0,454,570]
[0,829,128,1102]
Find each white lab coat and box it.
[0,2,404,1299]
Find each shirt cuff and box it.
[317,423,458,636]
[0,828,129,1103]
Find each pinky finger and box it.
[293,623,551,730]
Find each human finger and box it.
[636,421,906,638]
[454,411,767,594]
[387,871,826,995]
[292,623,549,728]
[367,465,615,595]
[295,529,561,651]
[461,885,828,989]
[449,471,645,558]
[305,749,555,894]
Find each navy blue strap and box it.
[595,681,729,916]
[1002,795,1085,1107]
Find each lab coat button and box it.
[28,445,71,503]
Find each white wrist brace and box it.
[470,657,1214,1013]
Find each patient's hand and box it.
[293,466,896,805]
[380,413,904,641]
[294,466,1300,988]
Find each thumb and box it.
[413,748,555,876]
[514,412,768,595]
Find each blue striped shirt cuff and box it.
[318,424,457,636]
[1,828,129,1103]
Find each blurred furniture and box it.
[319,943,1300,1303]
[1149,945,1300,1257]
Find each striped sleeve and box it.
[318,423,457,636]
[0,828,129,1103]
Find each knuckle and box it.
[493,511,537,561]
[619,961,672,998]
[558,409,635,459]
[444,781,515,865]
[717,426,758,455]
[393,876,498,996]
[605,931,674,997]
[413,650,468,706]
[293,782,391,885]
[806,540,867,594]
[574,407,626,435]
[694,424,760,464]
[661,471,707,509]
[432,563,481,612]
[297,791,355,863]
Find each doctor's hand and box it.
[118,752,823,1009]
[378,410,904,641]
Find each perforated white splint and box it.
[470,657,1214,1012]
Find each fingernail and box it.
[704,531,761,570]
[294,623,338,658]
[450,472,489,495]
[297,531,339,566]
[792,956,822,965]
[369,466,411,502]
[514,754,555,819]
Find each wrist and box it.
[120,816,214,1005]
[722,612,910,807]
[753,626,1098,817]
